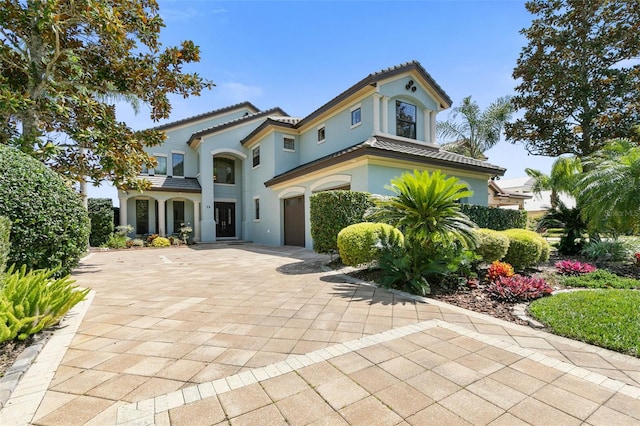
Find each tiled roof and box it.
[187,107,288,145]
[269,116,302,125]
[264,136,505,187]
[142,176,201,193]
[152,102,260,131]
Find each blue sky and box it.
[93,0,555,201]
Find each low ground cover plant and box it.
[0,265,90,342]
[486,275,552,302]
[561,269,640,289]
[529,290,640,357]
[554,260,596,275]
[581,240,629,262]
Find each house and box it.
[488,180,532,210]
[497,177,576,214]
[118,61,506,249]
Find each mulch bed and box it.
[0,339,32,378]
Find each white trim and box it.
[381,96,389,133]
[374,131,440,149]
[350,103,362,129]
[210,148,248,159]
[309,174,352,192]
[278,186,306,199]
[214,198,237,203]
[373,93,381,134]
[317,124,326,144]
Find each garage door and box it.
[284,196,305,246]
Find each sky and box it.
[91,0,556,202]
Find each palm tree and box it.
[578,138,640,234]
[525,155,582,209]
[437,96,514,160]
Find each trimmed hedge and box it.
[501,229,543,270]
[337,223,404,266]
[0,216,10,274]
[0,145,90,276]
[475,228,510,263]
[88,198,114,247]
[460,204,527,231]
[310,191,374,253]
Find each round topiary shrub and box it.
[337,222,404,266]
[151,236,171,247]
[501,229,543,270]
[475,228,510,263]
[0,145,90,276]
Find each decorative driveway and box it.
[1,244,640,425]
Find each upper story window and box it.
[396,101,417,139]
[140,163,149,175]
[317,125,326,143]
[172,152,184,177]
[214,157,235,184]
[350,105,361,128]
[284,137,295,151]
[252,145,260,168]
[154,155,167,175]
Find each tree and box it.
[578,138,640,234]
[525,155,582,209]
[506,0,640,157]
[437,96,514,160]
[0,0,213,191]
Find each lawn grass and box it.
[529,290,640,357]
[561,270,640,289]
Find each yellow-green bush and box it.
[501,229,543,270]
[337,223,403,266]
[151,236,171,247]
[474,228,510,263]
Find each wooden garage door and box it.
[284,196,305,246]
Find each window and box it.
[173,201,184,232]
[396,101,417,139]
[213,157,235,184]
[284,137,295,151]
[172,152,184,177]
[154,156,167,175]
[136,199,149,234]
[140,163,148,175]
[254,197,260,221]
[351,106,361,127]
[317,125,326,143]
[252,145,260,168]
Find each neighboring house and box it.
[488,180,532,210]
[498,177,576,214]
[118,61,506,249]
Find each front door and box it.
[215,202,235,238]
[284,196,305,246]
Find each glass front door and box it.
[214,202,235,238]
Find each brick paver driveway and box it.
[2,244,640,425]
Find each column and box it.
[424,109,431,143]
[118,196,128,227]
[193,200,201,242]
[158,199,166,236]
[430,111,437,144]
[381,96,389,134]
[372,93,381,134]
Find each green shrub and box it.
[474,228,510,262]
[529,290,640,356]
[501,229,543,270]
[151,236,171,247]
[103,233,128,249]
[561,270,640,289]
[0,216,10,274]
[0,265,90,342]
[0,145,90,276]
[310,191,374,253]
[459,204,527,230]
[88,198,114,247]
[337,223,403,266]
[581,240,629,262]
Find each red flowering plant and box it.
[486,275,553,302]
[635,253,640,266]
[554,260,596,276]
[487,261,514,282]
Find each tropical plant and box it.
[0,265,90,342]
[578,138,640,234]
[580,240,629,262]
[0,0,213,191]
[538,202,587,255]
[486,275,552,302]
[506,0,640,157]
[525,156,582,209]
[554,260,596,276]
[487,261,515,282]
[437,96,514,159]
[337,223,403,267]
